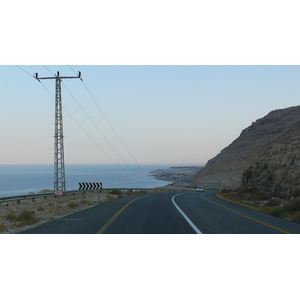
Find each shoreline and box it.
[0,164,172,197]
[149,166,202,187]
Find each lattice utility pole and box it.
[34,71,82,193]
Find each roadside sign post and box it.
[55,191,63,212]
[224,181,228,191]
[78,183,102,203]
[98,189,101,203]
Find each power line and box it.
[62,81,144,182]
[68,65,147,175]
[16,65,34,77]
[62,108,142,184]
[42,65,55,76]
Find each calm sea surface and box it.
[0,164,170,197]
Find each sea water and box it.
[0,164,170,197]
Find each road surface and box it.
[21,192,300,234]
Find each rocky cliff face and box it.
[191,106,300,190]
[242,136,300,196]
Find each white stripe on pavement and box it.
[172,194,203,234]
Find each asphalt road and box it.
[21,192,300,234]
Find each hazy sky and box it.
[1,1,300,167]
[1,65,299,166]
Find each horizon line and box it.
[0,162,206,166]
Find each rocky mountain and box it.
[191,106,300,191]
[242,136,300,196]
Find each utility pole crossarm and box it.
[34,71,82,81]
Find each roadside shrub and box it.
[68,202,79,209]
[250,201,260,208]
[259,207,272,214]
[80,200,92,206]
[288,211,300,224]
[110,189,121,195]
[270,207,289,218]
[265,198,282,207]
[220,189,233,194]
[283,198,300,213]
[260,206,288,218]
[105,195,114,202]
[5,213,16,221]
[235,187,251,193]
[109,189,123,197]
[0,222,6,233]
[125,190,146,196]
[16,210,39,227]
[219,188,267,203]
[248,190,266,201]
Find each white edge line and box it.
[172,193,203,234]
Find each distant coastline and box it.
[149,166,202,187]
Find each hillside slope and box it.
[191,106,300,190]
[242,136,300,196]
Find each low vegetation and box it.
[288,211,300,224]
[219,188,300,224]
[16,210,39,227]
[109,189,124,197]
[5,213,17,221]
[125,190,146,196]
[0,222,6,233]
[80,200,90,205]
[67,202,80,209]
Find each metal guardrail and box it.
[0,190,77,204]
[0,187,196,204]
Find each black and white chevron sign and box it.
[79,182,102,190]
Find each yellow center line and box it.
[96,194,151,234]
[202,193,291,234]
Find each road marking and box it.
[202,193,291,234]
[172,194,203,234]
[56,218,82,221]
[96,194,151,234]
